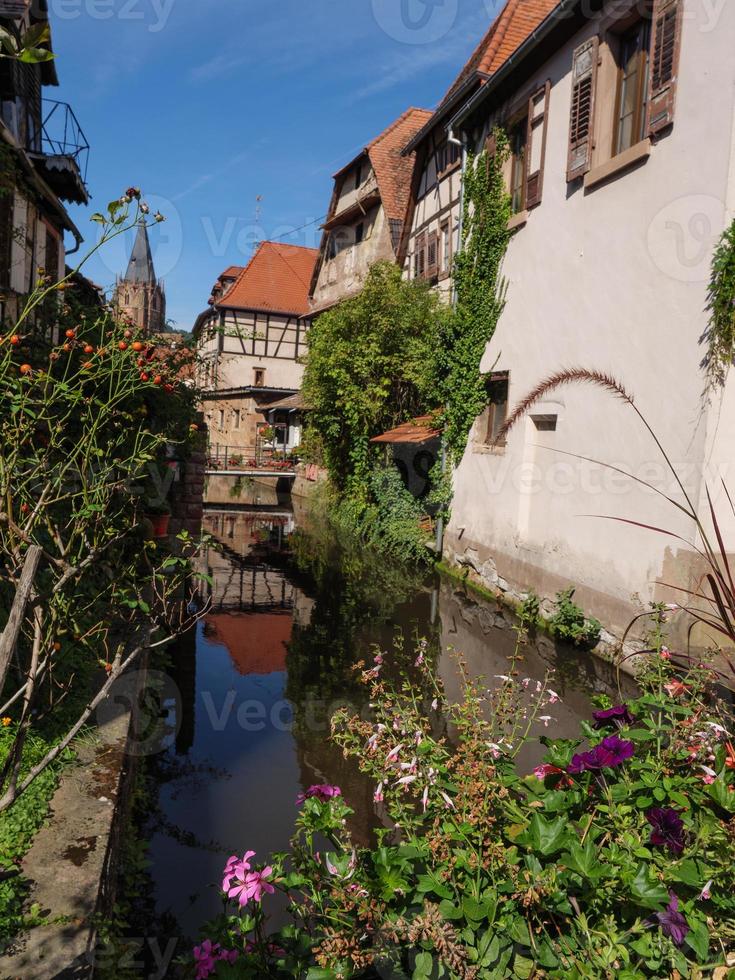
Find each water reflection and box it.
[147,498,632,944]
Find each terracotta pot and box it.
[148,513,170,538]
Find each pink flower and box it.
[296,784,342,805]
[700,879,713,901]
[385,744,403,765]
[193,940,220,979]
[700,765,717,785]
[660,646,671,660]
[222,851,254,892]
[396,773,417,786]
[374,652,384,665]
[439,790,455,810]
[422,786,429,812]
[367,733,379,752]
[487,742,502,759]
[243,866,275,903]
[415,652,424,666]
[539,716,552,727]
[373,782,384,804]
[547,689,561,704]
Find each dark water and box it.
[146,489,631,943]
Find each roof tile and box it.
[217,242,319,316]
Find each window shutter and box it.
[426,231,439,279]
[647,0,683,136]
[525,81,551,208]
[415,232,426,279]
[0,191,12,289]
[567,36,599,181]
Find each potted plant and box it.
[144,499,172,538]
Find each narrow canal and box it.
[143,485,629,948]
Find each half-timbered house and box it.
[194,241,318,462]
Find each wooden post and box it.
[0,546,42,701]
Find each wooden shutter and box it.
[0,191,12,290]
[45,227,60,280]
[567,36,599,181]
[647,0,683,136]
[525,81,551,208]
[415,232,426,279]
[426,230,439,279]
[485,132,497,177]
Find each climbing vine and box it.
[705,218,735,383]
[438,128,512,461]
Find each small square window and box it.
[233,409,241,429]
[355,222,364,244]
[218,409,225,429]
[254,368,265,388]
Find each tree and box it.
[301,262,449,497]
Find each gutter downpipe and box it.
[433,127,468,558]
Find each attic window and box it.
[254,368,266,387]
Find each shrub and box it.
[549,588,602,647]
[192,616,735,978]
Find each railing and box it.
[39,100,89,184]
[207,445,299,473]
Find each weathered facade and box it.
[402,0,556,299]
[438,0,735,646]
[309,107,432,313]
[0,0,88,326]
[194,242,318,460]
[113,220,166,334]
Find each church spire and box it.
[124,220,157,284]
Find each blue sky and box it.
[51,0,501,328]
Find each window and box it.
[254,368,265,387]
[509,119,528,214]
[218,409,225,429]
[441,221,451,274]
[614,19,651,154]
[436,139,460,176]
[426,232,438,279]
[233,409,241,429]
[481,374,509,447]
[355,222,364,245]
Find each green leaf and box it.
[513,952,536,978]
[630,863,669,910]
[685,919,710,961]
[413,951,433,979]
[522,813,569,856]
[708,777,735,813]
[306,970,338,980]
[562,839,600,879]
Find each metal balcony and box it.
[28,100,90,206]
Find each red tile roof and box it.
[221,265,243,279]
[371,415,442,445]
[217,242,319,316]
[366,107,433,224]
[406,0,558,151]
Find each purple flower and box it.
[592,704,635,730]
[193,940,220,980]
[567,735,634,774]
[655,892,689,946]
[296,784,342,805]
[646,807,685,855]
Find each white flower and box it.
[547,689,561,704]
[494,674,512,682]
[422,786,429,812]
[539,716,552,727]
[385,744,403,765]
[700,879,713,900]
[487,742,502,759]
[373,782,384,803]
[431,698,439,711]
[705,722,729,737]
[439,790,455,810]
[396,774,417,786]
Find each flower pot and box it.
[147,513,171,538]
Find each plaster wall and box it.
[447,0,735,642]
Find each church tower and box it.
[113,221,166,334]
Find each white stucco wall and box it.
[447,0,735,641]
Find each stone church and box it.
[113,221,166,334]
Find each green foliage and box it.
[195,634,735,978]
[518,590,540,627]
[438,129,512,461]
[706,218,735,382]
[549,588,602,647]
[301,263,449,497]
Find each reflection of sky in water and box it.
[147,506,632,945]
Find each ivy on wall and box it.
[437,128,512,462]
[705,218,735,383]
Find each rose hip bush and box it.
[193,620,735,979]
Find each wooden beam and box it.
[0,546,42,701]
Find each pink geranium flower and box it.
[296,784,342,805]
[193,940,220,980]
[243,866,275,903]
[222,851,254,892]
